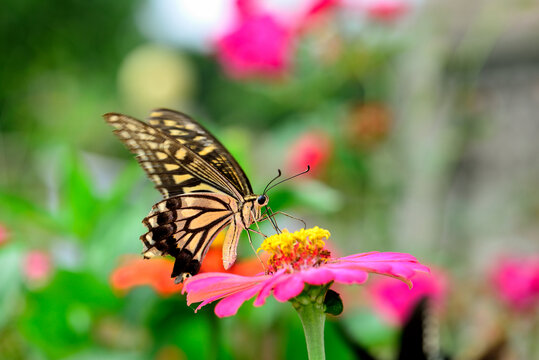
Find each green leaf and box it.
[57,151,100,238]
[18,270,121,359]
[324,289,344,316]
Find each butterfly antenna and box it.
[265,166,310,193]
[263,169,282,195]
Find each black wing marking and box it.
[140,193,235,278]
[148,109,253,196]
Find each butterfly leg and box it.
[260,206,282,233]
[245,229,267,272]
[249,211,268,238]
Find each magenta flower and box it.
[366,268,448,325]
[215,12,292,78]
[183,227,428,317]
[490,255,539,311]
[183,227,427,359]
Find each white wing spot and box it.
[165,163,180,171]
[175,148,187,160]
[198,145,215,156]
[169,129,189,136]
[156,151,168,160]
[173,174,191,184]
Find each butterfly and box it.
[104,109,270,282]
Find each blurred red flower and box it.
[363,0,410,22]
[215,13,292,78]
[110,231,266,297]
[366,269,448,326]
[24,251,52,282]
[490,256,539,311]
[287,131,332,176]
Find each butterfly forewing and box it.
[148,109,253,196]
[104,113,239,198]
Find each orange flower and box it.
[110,257,182,296]
[110,231,266,297]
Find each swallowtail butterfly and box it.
[104,109,269,282]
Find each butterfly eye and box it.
[257,195,268,206]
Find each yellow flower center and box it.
[258,227,332,273]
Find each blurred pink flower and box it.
[260,0,339,29]
[363,0,410,22]
[490,256,539,311]
[0,224,8,246]
[216,13,292,78]
[24,251,52,282]
[183,227,429,317]
[367,269,448,326]
[287,131,332,176]
[306,0,340,18]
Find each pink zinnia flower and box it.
[183,227,429,317]
[366,268,448,326]
[287,131,332,177]
[215,12,292,78]
[490,256,539,311]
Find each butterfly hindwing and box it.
[141,193,237,279]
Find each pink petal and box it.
[273,274,305,302]
[300,267,336,285]
[253,269,288,306]
[184,272,268,306]
[335,252,430,283]
[325,267,369,284]
[214,285,262,317]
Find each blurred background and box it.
[1,0,538,359]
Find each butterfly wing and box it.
[147,109,253,196]
[104,112,242,199]
[104,111,257,280]
[141,193,237,280]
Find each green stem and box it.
[295,302,326,360]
